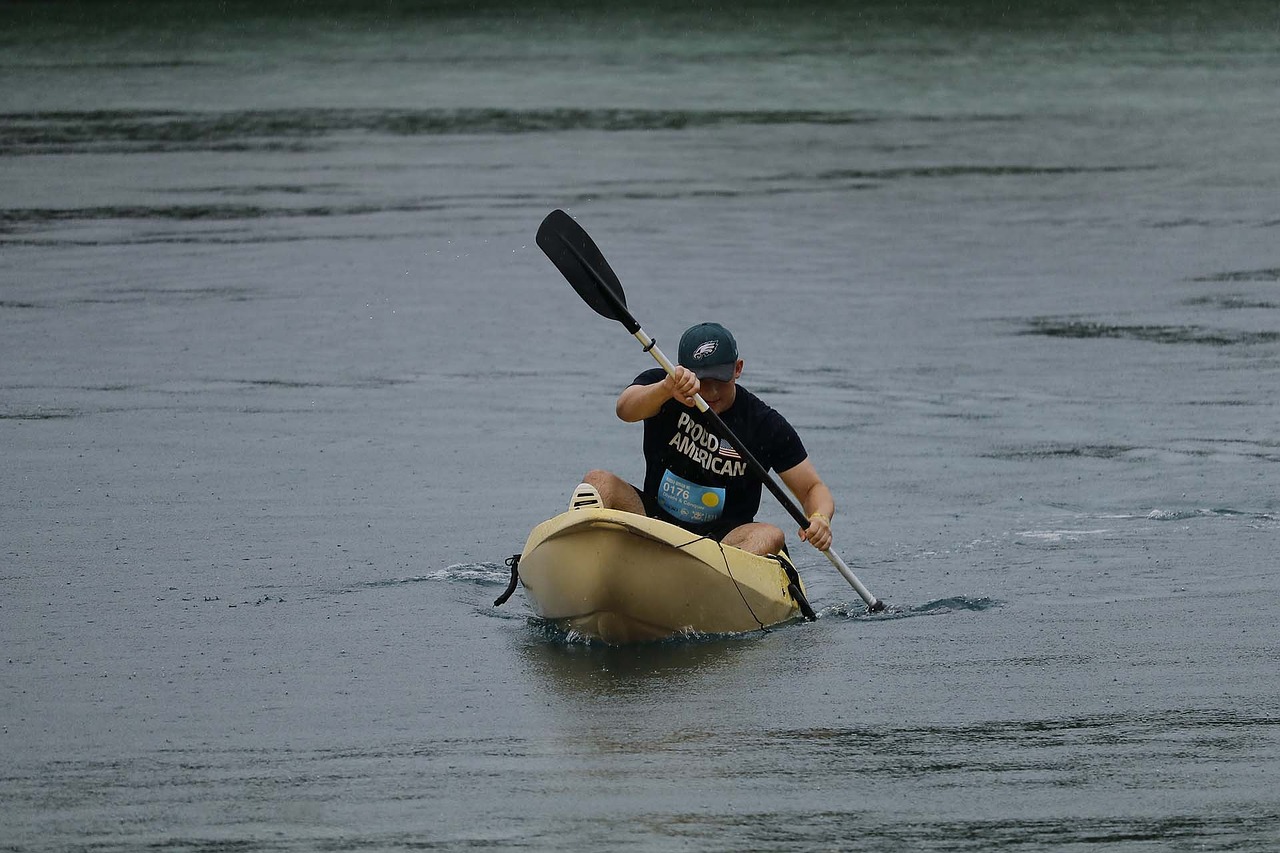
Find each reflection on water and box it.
[518,624,761,698]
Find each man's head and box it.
[678,322,740,381]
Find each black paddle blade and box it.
[536,209,640,334]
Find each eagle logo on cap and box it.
[692,341,718,360]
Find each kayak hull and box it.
[518,507,805,644]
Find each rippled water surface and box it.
[3,1,1279,850]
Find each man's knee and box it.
[582,470,642,513]
[724,522,785,556]
[583,469,611,487]
[757,524,786,554]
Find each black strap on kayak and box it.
[493,554,520,607]
[788,582,817,622]
[770,549,817,621]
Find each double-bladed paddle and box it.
[536,208,885,613]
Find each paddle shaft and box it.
[628,328,883,611]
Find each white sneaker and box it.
[569,482,603,510]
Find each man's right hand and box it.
[665,366,701,408]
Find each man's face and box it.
[699,360,744,413]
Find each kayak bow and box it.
[515,506,809,644]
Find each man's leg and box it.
[721,522,785,556]
[583,469,646,514]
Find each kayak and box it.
[510,504,810,644]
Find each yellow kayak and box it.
[508,505,810,644]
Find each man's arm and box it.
[778,458,835,551]
[615,366,700,422]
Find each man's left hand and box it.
[799,514,832,552]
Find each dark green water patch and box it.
[666,806,1280,850]
[0,202,440,227]
[929,411,997,421]
[1022,318,1280,346]
[0,203,460,243]
[240,379,330,390]
[1185,439,1280,463]
[0,288,256,307]
[1192,268,1280,283]
[0,409,79,420]
[569,160,1108,206]
[815,164,1147,181]
[159,183,347,197]
[986,444,1137,461]
[0,231,422,248]
[1181,295,1278,309]
[0,107,903,155]
[116,286,255,301]
[1150,216,1270,229]
[236,377,409,391]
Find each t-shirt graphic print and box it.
[632,367,807,537]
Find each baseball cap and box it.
[678,322,739,381]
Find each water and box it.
[3,1,1278,849]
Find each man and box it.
[579,322,834,557]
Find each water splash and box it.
[334,562,508,594]
[428,562,509,584]
[1147,508,1276,522]
[824,596,1002,620]
[332,575,435,594]
[1016,528,1112,542]
[911,596,1002,614]
[529,618,603,647]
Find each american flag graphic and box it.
[718,443,741,459]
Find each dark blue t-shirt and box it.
[631,368,807,536]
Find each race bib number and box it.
[657,469,725,525]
